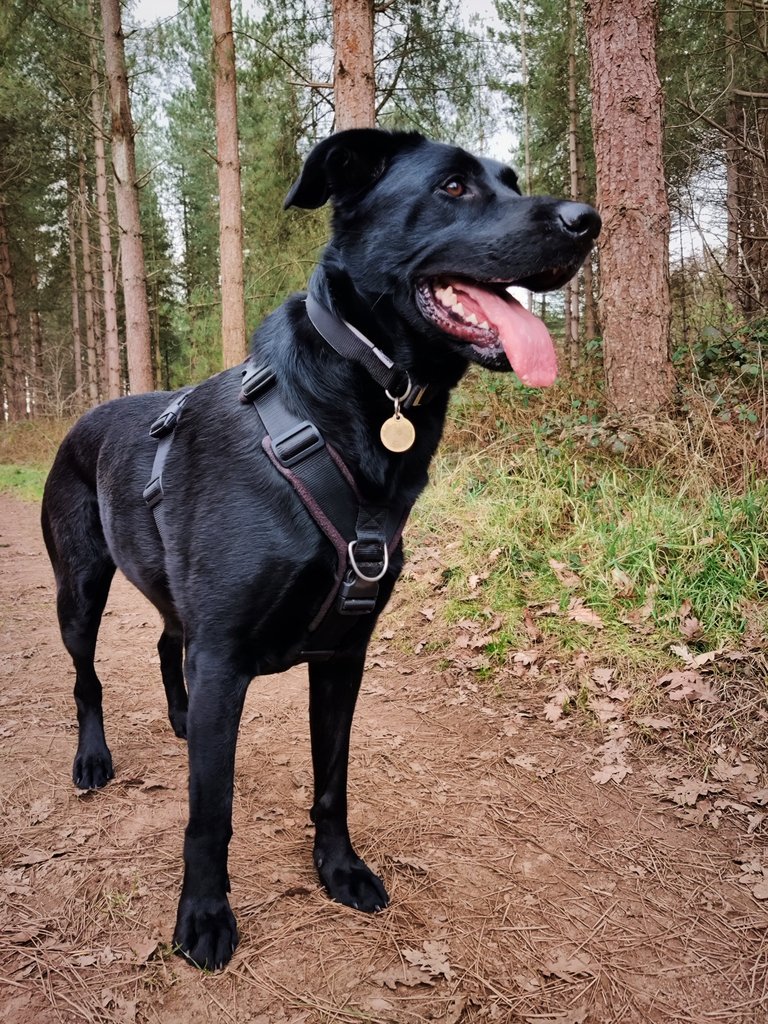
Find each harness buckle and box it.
[241,363,277,402]
[142,475,164,508]
[149,410,178,439]
[148,391,191,439]
[272,420,324,467]
[337,570,379,615]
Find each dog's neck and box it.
[253,265,467,503]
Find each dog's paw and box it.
[315,849,389,913]
[169,708,188,740]
[173,897,238,970]
[72,747,114,790]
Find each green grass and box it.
[0,464,48,502]
[410,442,768,665]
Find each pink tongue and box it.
[455,284,558,387]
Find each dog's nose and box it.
[557,202,601,240]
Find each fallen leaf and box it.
[548,558,581,588]
[665,780,723,806]
[403,940,453,981]
[753,880,768,900]
[421,606,435,621]
[523,608,542,642]
[27,798,54,825]
[393,855,428,875]
[372,966,435,990]
[710,760,759,784]
[610,567,635,597]
[592,762,632,784]
[544,688,574,722]
[128,936,159,963]
[658,670,717,703]
[634,715,675,731]
[139,778,169,792]
[539,952,593,981]
[591,667,615,688]
[566,597,604,629]
[588,697,622,723]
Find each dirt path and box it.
[1,492,766,1024]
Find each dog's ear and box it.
[284,129,422,210]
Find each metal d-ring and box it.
[348,540,389,582]
[385,373,412,406]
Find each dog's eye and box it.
[441,179,467,198]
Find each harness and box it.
[142,296,428,662]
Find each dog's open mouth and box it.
[416,274,565,387]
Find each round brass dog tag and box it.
[380,414,415,453]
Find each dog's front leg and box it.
[172,644,249,970]
[309,650,389,912]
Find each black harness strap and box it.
[142,388,194,537]
[143,367,411,663]
[240,360,410,660]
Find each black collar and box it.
[304,293,431,410]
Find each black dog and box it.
[41,129,599,969]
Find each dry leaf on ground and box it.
[402,940,453,981]
[548,558,581,588]
[658,670,717,702]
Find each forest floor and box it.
[1,490,767,1024]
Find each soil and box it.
[1,491,766,1024]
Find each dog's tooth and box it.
[454,302,465,316]
[479,320,490,330]
[466,313,478,325]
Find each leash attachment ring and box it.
[347,539,389,583]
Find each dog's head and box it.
[285,130,600,387]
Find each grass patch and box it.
[0,464,48,502]
[409,438,768,667]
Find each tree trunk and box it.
[100,0,154,393]
[79,149,100,406]
[332,0,375,129]
[566,0,580,368]
[723,5,742,313]
[210,0,247,368]
[29,267,45,416]
[584,0,673,416]
[67,180,84,400]
[0,199,26,420]
[90,30,121,399]
[519,0,532,195]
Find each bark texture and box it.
[67,184,84,398]
[100,0,154,393]
[78,149,100,406]
[29,267,44,415]
[210,0,247,368]
[0,198,26,419]
[332,0,375,129]
[90,34,121,398]
[566,0,580,368]
[584,0,673,416]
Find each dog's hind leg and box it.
[157,624,188,739]
[308,651,389,912]
[43,484,117,790]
